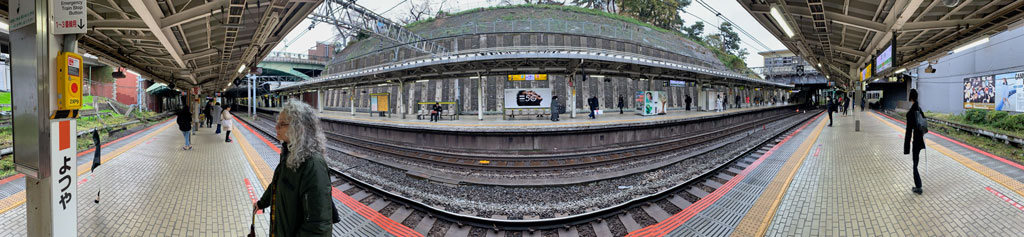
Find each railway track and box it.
[235,109,821,235]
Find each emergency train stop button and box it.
[71,83,78,93]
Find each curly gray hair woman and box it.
[255,99,333,236]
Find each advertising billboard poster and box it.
[503,88,551,108]
[507,74,548,81]
[635,91,645,112]
[640,91,668,116]
[964,75,996,109]
[994,72,1024,112]
[876,45,893,72]
[370,93,389,112]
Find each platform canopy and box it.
[739,0,1024,88]
[0,0,323,93]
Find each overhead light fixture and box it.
[924,65,936,73]
[817,63,822,67]
[238,64,247,74]
[770,6,795,38]
[953,37,989,54]
[894,68,906,74]
[377,83,388,87]
[416,80,429,83]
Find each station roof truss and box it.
[0,0,324,93]
[739,0,1024,88]
[272,47,794,93]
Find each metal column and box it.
[478,76,484,120]
[12,0,79,235]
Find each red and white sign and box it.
[49,119,78,236]
[53,0,87,34]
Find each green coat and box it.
[257,145,333,236]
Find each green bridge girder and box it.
[257,61,325,80]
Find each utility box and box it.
[56,51,83,112]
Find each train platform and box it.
[254,104,795,132]
[628,109,1024,236]
[0,114,417,236]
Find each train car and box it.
[866,90,884,104]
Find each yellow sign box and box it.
[508,74,548,81]
[57,52,83,111]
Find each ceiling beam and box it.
[159,0,230,29]
[902,19,986,31]
[826,12,887,33]
[833,45,869,58]
[127,0,195,84]
[91,19,148,31]
[857,0,926,67]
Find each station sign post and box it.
[11,0,85,236]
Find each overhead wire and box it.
[692,0,775,53]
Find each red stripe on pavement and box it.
[332,187,422,237]
[875,112,1024,171]
[234,116,282,154]
[813,145,821,157]
[244,178,263,214]
[0,174,24,186]
[985,187,1024,212]
[628,112,823,237]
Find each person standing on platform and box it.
[715,94,723,112]
[222,106,233,142]
[618,95,624,114]
[843,96,850,116]
[431,102,442,122]
[213,102,223,134]
[551,96,560,122]
[904,89,926,195]
[735,95,741,108]
[685,95,692,111]
[255,99,334,236]
[826,98,834,127]
[861,96,866,111]
[203,101,213,128]
[177,106,193,150]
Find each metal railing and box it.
[280,45,789,91]
[262,52,329,65]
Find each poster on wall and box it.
[370,93,389,112]
[994,72,1024,112]
[503,88,551,108]
[640,91,668,116]
[964,75,996,109]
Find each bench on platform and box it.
[503,108,551,120]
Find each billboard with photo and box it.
[503,88,551,108]
[640,91,668,116]
[994,72,1024,112]
[964,75,995,109]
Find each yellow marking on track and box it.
[869,112,1024,199]
[732,115,827,237]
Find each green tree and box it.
[717,22,741,55]
[683,21,704,40]
[616,0,690,30]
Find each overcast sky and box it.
[271,0,787,68]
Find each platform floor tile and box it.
[765,113,1024,236]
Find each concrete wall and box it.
[916,24,1024,114]
[320,76,784,115]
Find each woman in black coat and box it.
[176,107,193,150]
[904,89,926,194]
